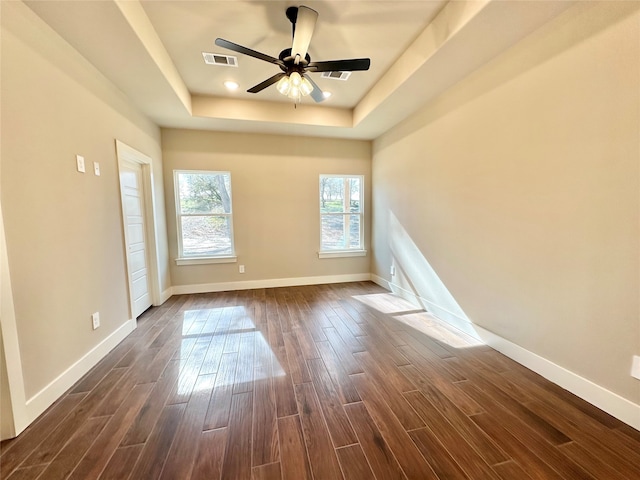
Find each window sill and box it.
[318,250,367,259]
[175,256,237,266]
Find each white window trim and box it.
[175,256,237,266]
[318,250,367,259]
[174,170,235,263]
[319,174,364,256]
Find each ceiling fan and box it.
[215,5,370,103]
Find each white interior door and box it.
[120,160,152,317]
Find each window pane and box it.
[349,178,361,213]
[181,215,232,256]
[321,214,345,250]
[178,173,232,214]
[320,177,345,213]
[349,214,362,249]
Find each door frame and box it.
[116,140,161,318]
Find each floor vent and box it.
[321,71,351,81]
[202,52,238,67]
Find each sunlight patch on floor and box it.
[177,307,285,394]
[352,292,423,314]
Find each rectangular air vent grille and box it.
[321,71,351,81]
[202,52,238,67]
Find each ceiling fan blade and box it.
[307,58,371,72]
[247,73,286,93]
[215,38,283,66]
[291,6,318,61]
[303,74,325,103]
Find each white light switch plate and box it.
[632,355,640,380]
[93,162,100,176]
[92,312,100,330]
[76,155,85,173]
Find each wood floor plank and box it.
[220,392,254,480]
[492,461,536,480]
[408,428,472,480]
[120,359,180,446]
[5,464,47,480]
[469,412,567,480]
[128,403,186,479]
[325,314,366,353]
[458,382,595,479]
[403,390,500,479]
[159,374,216,480]
[558,441,631,480]
[335,444,376,480]
[399,362,483,417]
[350,374,438,480]
[233,330,256,393]
[283,332,312,384]
[67,382,154,479]
[22,368,127,467]
[344,402,407,480]
[92,347,159,417]
[252,370,279,466]
[36,416,110,480]
[277,415,312,480]
[353,351,425,430]
[0,393,86,475]
[315,341,361,404]
[190,428,227,480]
[98,444,144,480]
[272,346,298,418]
[203,352,239,430]
[456,373,572,446]
[523,399,640,479]
[323,327,364,375]
[252,462,282,480]
[292,327,320,360]
[306,358,357,448]
[294,382,343,480]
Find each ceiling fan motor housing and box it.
[279,48,311,70]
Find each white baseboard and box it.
[373,275,640,431]
[171,273,372,295]
[24,319,137,427]
[157,287,173,305]
[475,325,640,430]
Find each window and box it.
[174,170,235,264]
[319,175,365,258]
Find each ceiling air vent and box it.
[321,71,351,81]
[202,52,238,67]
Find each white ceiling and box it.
[25,0,574,140]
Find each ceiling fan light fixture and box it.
[287,85,301,101]
[276,72,314,102]
[276,76,291,95]
[290,71,302,86]
[300,76,313,96]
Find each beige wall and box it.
[162,129,371,287]
[372,1,640,403]
[1,2,169,401]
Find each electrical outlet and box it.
[632,355,640,380]
[92,312,100,330]
[76,155,85,173]
[239,265,245,274]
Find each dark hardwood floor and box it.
[2,282,639,479]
